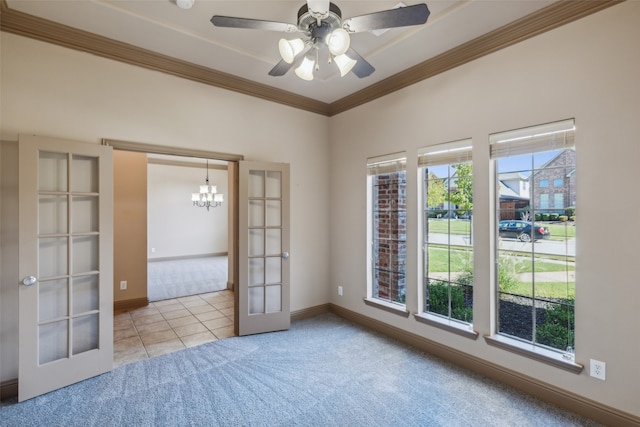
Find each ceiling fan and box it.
[211,1,430,81]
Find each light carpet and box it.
[0,314,601,426]
[147,256,228,302]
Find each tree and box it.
[426,172,447,209]
[449,163,473,215]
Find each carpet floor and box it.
[147,256,228,302]
[0,313,601,426]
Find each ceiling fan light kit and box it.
[211,1,430,81]
[278,38,306,64]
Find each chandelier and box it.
[192,160,223,211]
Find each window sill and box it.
[484,334,583,374]
[363,298,410,317]
[414,313,478,340]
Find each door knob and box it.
[282,251,290,259]
[22,276,37,286]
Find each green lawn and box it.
[505,281,575,299]
[427,247,573,273]
[427,246,575,299]
[427,219,471,236]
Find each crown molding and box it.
[1,1,623,117]
[328,0,623,115]
[0,1,331,116]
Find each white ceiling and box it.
[6,0,556,104]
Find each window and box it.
[491,119,576,356]
[367,153,407,306]
[539,180,549,188]
[419,140,473,325]
[540,194,549,209]
[554,193,564,209]
[553,178,564,187]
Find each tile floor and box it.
[113,290,235,367]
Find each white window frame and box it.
[414,140,477,338]
[365,152,409,315]
[487,119,581,372]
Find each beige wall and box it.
[329,1,640,417]
[147,162,228,260]
[113,150,148,304]
[0,29,330,382]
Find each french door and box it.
[18,134,113,401]
[237,161,290,336]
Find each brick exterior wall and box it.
[372,172,406,302]
[532,149,576,213]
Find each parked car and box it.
[498,220,550,242]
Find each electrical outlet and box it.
[590,359,606,380]
[338,286,343,296]
[120,280,127,291]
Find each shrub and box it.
[565,207,576,217]
[549,213,559,221]
[536,299,575,351]
[558,215,568,222]
[534,213,542,221]
[541,213,550,221]
[427,282,472,322]
[498,255,518,292]
[569,215,576,222]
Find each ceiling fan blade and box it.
[268,45,312,77]
[211,16,298,33]
[342,3,430,33]
[307,0,330,16]
[268,60,295,77]
[346,48,375,78]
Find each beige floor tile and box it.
[113,291,235,363]
[219,308,234,317]
[198,292,220,299]
[153,298,180,307]
[129,306,160,318]
[114,337,148,367]
[203,316,233,331]
[167,315,200,328]
[145,338,186,358]
[201,294,227,304]
[155,303,184,313]
[181,331,217,348]
[177,295,203,303]
[114,326,139,341]
[132,313,165,326]
[173,322,209,338]
[181,298,209,308]
[211,300,234,310]
[187,304,216,315]
[135,320,171,335]
[195,310,226,322]
[161,308,192,320]
[139,329,178,346]
[114,317,134,331]
[212,325,236,339]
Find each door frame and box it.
[102,138,243,305]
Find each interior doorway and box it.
[108,138,242,366]
[146,154,229,302]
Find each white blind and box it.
[367,152,406,175]
[418,139,472,167]
[490,119,575,159]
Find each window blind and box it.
[490,119,575,159]
[418,139,472,167]
[367,152,406,175]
